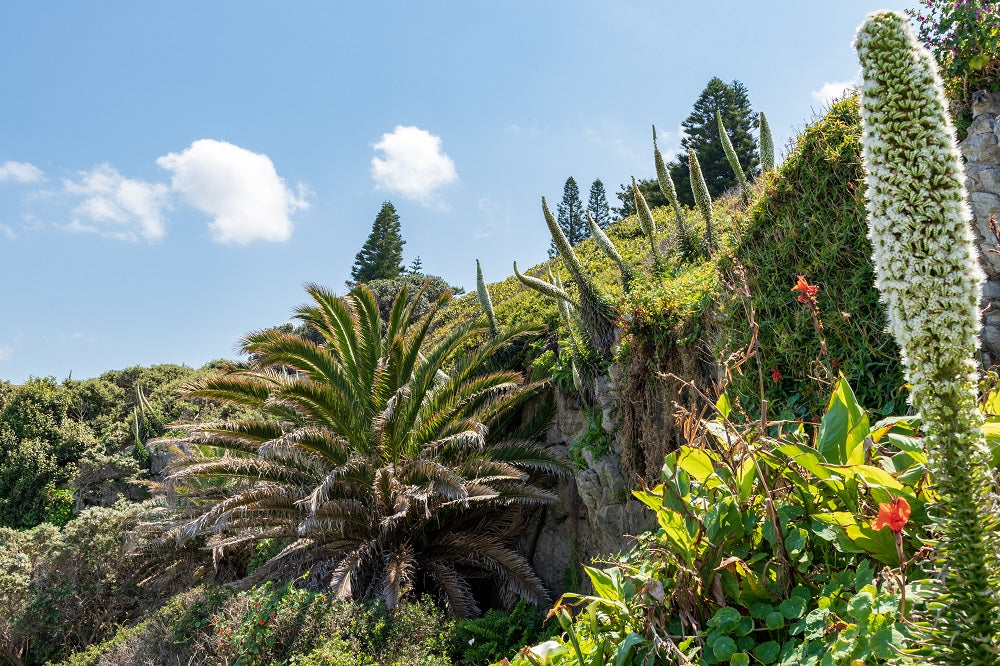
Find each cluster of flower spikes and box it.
[856,10,1000,663]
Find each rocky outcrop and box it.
[530,368,654,595]
[961,110,1000,366]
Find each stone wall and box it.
[962,109,1000,366]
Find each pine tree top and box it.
[350,201,406,284]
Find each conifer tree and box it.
[350,202,406,284]
[587,179,611,230]
[668,78,759,205]
[408,256,423,274]
[549,177,586,256]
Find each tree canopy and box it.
[550,177,586,256]
[350,201,406,284]
[587,179,611,229]
[668,78,759,205]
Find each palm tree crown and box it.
[159,283,565,617]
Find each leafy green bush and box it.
[505,376,925,665]
[1,503,152,664]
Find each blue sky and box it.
[0,1,912,383]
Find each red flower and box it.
[791,275,819,304]
[873,497,911,533]
[770,367,782,382]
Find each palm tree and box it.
[158,283,565,617]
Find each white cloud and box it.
[811,80,857,107]
[371,126,458,206]
[0,161,43,183]
[157,139,306,245]
[0,224,15,240]
[64,164,169,241]
[0,345,11,361]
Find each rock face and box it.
[530,367,654,596]
[961,111,1000,366]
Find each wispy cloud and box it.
[371,126,458,207]
[474,196,503,239]
[63,164,170,241]
[0,160,43,183]
[0,345,11,361]
[811,80,856,107]
[158,139,307,245]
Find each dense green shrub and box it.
[722,97,904,418]
[0,503,151,664]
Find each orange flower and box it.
[791,275,819,304]
[873,497,911,533]
[771,367,782,382]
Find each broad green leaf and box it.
[981,418,1000,467]
[749,603,773,620]
[632,485,664,512]
[765,610,784,629]
[676,447,717,484]
[823,463,903,490]
[584,566,620,602]
[982,390,1000,416]
[716,392,732,419]
[774,443,841,481]
[804,607,830,639]
[847,590,874,621]
[871,624,904,659]
[655,507,696,564]
[754,640,781,664]
[708,606,742,632]
[737,457,756,502]
[713,635,737,660]
[779,596,808,620]
[613,633,648,666]
[817,374,869,465]
[731,653,750,666]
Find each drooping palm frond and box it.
[155,282,566,616]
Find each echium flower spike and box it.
[475,259,498,336]
[856,11,1000,663]
[587,212,636,291]
[716,110,747,191]
[632,177,662,267]
[689,149,714,252]
[653,125,689,245]
[551,269,594,366]
[540,197,616,359]
[513,261,578,310]
[759,111,775,173]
